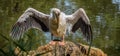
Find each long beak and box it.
[53,12,59,23]
[53,11,59,19]
[53,13,57,19]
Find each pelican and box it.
[10,8,92,45]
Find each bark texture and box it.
[14,41,107,56]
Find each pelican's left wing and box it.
[66,8,92,41]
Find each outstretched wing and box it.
[10,8,49,40]
[66,8,92,41]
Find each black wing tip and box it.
[86,25,93,42]
[10,32,21,40]
[10,23,22,40]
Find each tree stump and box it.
[14,41,107,56]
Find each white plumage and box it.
[10,8,92,45]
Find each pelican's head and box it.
[51,8,61,19]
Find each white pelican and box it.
[10,8,92,45]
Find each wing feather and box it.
[10,8,49,40]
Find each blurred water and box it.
[0,0,120,56]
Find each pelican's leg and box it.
[59,35,65,46]
[49,34,55,45]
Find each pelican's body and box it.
[10,8,92,45]
[49,12,67,37]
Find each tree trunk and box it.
[14,41,107,56]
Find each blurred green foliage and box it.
[0,0,120,56]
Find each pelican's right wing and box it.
[66,8,92,41]
[10,8,49,40]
